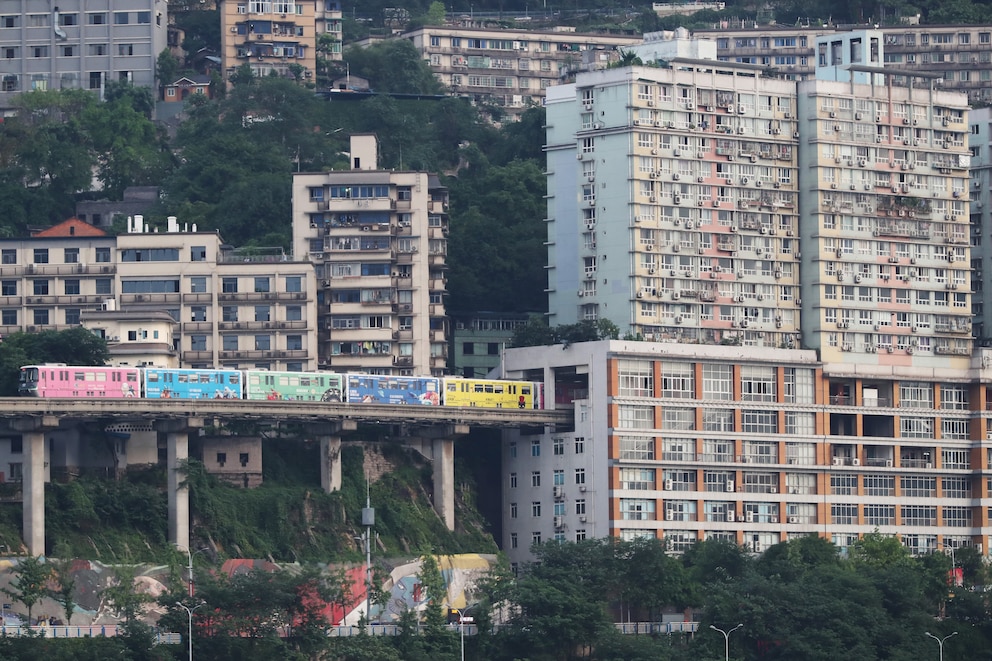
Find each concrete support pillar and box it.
[156,418,203,551]
[320,436,342,493]
[11,416,58,557]
[432,437,455,531]
[23,431,45,556]
[167,431,189,552]
[416,423,470,531]
[310,421,356,494]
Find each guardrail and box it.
[0,621,699,641]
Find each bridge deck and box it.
[0,398,572,428]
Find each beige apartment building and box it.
[367,26,640,118]
[219,0,343,84]
[0,216,319,371]
[292,134,449,376]
[693,23,992,104]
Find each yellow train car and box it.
[442,378,540,409]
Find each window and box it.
[286,335,302,351]
[64,280,80,296]
[254,277,270,293]
[190,335,207,351]
[254,335,271,351]
[901,476,936,497]
[619,436,654,460]
[649,360,694,402]
[509,473,517,488]
[900,382,933,408]
[575,499,586,515]
[223,336,238,351]
[863,474,894,496]
[702,364,732,399]
[901,505,936,526]
[531,501,541,517]
[1,309,16,325]
[531,440,540,457]
[865,505,894,526]
[95,247,111,263]
[619,467,655,490]
[618,359,653,397]
[575,468,586,485]
[620,499,655,521]
[33,280,49,296]
[741,365,775,401]
[222,278,238,293]
[574,437,585,454]
[33,249,49,264]
[943,506,971,527]
[941,384,969,410]
[831,474,857,495]
[531,471,541,487]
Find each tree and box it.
[103,566,152,624]
[343,40,445,95]
[156,49,180,86]
[49,541,77,626]
[4,555,52,625]
[418,554,447,631]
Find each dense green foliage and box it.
[3,535,991,660]
[0,440,495,561]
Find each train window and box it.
[447,383,456,391]
[74,372,85,381]
[230,374,240,384]
[147,372,159,382]
[485,384,494,393]
[95,372,106,382]
[474,384,484,393]
[494,385,504,393]
[522,386,531,395]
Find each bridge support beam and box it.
[156,418,203,551]
[309,421,357,493]
[411,424,469,531]
[11,416,59,556]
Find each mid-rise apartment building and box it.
[693,23,992,104]
[371,26,640,119]
[0,0,167,110]
[219,0,341,84]
[0,217,319,371]
[500,340,992,567]
[292,135,449,376]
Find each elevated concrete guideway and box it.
[0,399,571,556]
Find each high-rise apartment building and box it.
[798,32,973,364]
[545,32,802,349]
[292,135,449,376]
[0,0,167,110]
[968,107,991,340]
[504,29,986,565]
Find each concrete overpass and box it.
[0,399,572,556]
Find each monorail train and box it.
[17,365,544,410]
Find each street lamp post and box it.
[710,623,744,661]
[175,544,209,598]
[176,601,206,661]
[452,608,467,661]
[925,631,958,661]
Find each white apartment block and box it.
[377,26,640,118]
[693,23,992,104]
[292,135,449,376]
[546,35,801,349]
[500,340,992,567]
[0,216,319,371]
[0,0,167,110]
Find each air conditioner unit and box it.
[554,516,564,529]
[788,517,799,524]
[553,485,564,498]
[832,457,842,465]
[578,485,587,492]
[579,515,587,523]
[745,512,754,523]
[725,480,735,492]
[852,458,861,466]
[664,479,673,490]
[726,511,736,522]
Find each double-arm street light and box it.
[176,601,206,661]
[925,631,958,661]
[710,623,744,661]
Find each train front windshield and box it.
[19,367,39,394]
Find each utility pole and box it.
[362,475,374,623]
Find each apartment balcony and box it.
[122,293,181,305]
[182,350,214,362]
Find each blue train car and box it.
[144,368,243,400]
[345,374,441,405]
